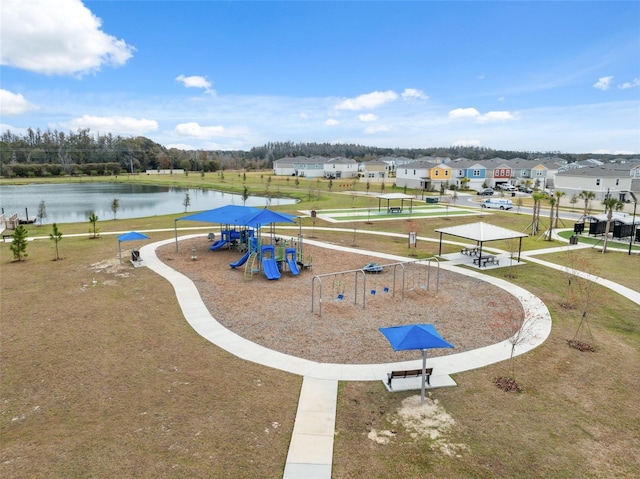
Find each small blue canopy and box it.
[379,324,454,351]
[379,324,453,403]
[118,231,150,242]
[117,231,150,264]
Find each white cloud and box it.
[401,88,429,101]
[59,115,157,134]
[358,113,378,122]
[0,89,38,116]
[176,74,214,94]
[448,108,516,123]
[619,78,640,89]
[477,111,517,123]
[334,90,398,111]
[448,107,481,120]
[593,76,613,91]
[174,122,230,138]
[325,118,340,126]
[0,0,134,76]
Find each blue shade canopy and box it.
[117,231,150,242]
[238,209,297,228]
[178,205,297,227]
[379,324,454,352]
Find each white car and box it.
[498,183,515,191]
[482,198,513,210]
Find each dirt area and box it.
[156,237,523,364]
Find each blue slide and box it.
[209,239,228,251]
[262,257,281,280]
[229,251,250,269]
[260,245,281,280]
[285,248,300,276]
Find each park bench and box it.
[387,368,433,390]
[2,233,13,242]
[388,207,402,214]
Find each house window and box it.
[473,169,480,176]
[458,170,463,176]
[596,178,601,186]
[413,170,416,175]
[434,170,439,176]
[536,170,543,176]
[445,170,449,176]
[615,178,619,186]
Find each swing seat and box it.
[383,287,389,293]
[371,290,376,295]
[336,294,344,301]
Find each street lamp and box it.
[629,192,637,256]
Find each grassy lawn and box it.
[2,174,638,478]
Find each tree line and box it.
[2,128,636,179]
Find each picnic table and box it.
[461,246,479,256]
[473,255,499,267]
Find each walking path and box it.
[141,234,556,479]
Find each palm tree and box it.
[601,197,624,253]
[579,190,595,219]
[531,192,546,235]
[554,191,566,228]
[88,212,100,238]
[547,195,557,241]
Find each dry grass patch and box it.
[1,234,300,478]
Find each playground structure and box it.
[311,257,440,317]
[209,228,311,281]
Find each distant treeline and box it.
[1,128,635,178]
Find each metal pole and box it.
[629,192,637,255]
[421,349,427,403]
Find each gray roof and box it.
[435,222,528,242]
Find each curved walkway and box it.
[140,233,553,479]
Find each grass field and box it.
[1,173,639,478]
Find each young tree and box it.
[88,212,100,238]
[546,195,557,241]
[9,225,29,261]
[183,192,191,212]
[489,298,539,392]
[579,190,596,219]
[601,197,624,253]
[111,198,120,220]
[37,200,47,226]
[530,192,546,235]
[49,223,63,260]
[242,186,249,206]
[569,193,578,211]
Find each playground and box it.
[156,236,523,364]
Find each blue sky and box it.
[1,0,639,154]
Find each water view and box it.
[0,183,296,225]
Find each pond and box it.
[0,182,296,225]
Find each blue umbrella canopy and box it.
[117,231,150,264]
[379,324,453,403]
[379,324,454,351]
[118,231,150,242]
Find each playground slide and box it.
[262,257,281,280]
[209,239,228,251]
[229,251,250,269]
[286,256,300,275]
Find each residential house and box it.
[554,163,635,202]
[323,157,358,179]
[395,160,452,191]
[481,158,513,189]
[361,159,389,183]
[450,158,486,191]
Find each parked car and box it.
[499,183,515,191]
[481,198,513,210]
[477,188,494,196]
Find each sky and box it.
[1,0,639,154]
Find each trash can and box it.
[511,192,516,197]
[131,250,140,261]
[569,235,579,245]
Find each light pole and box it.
[629,192,637,255]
